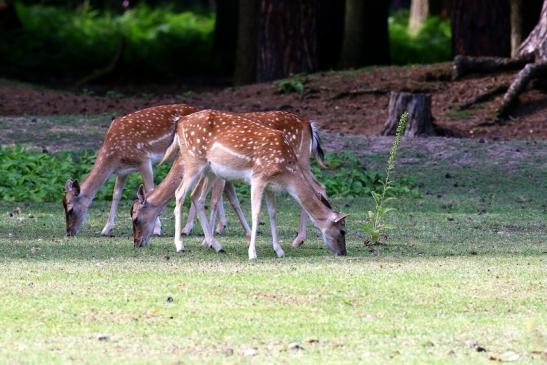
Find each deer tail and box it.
[160,134,179,165]
[310,121,326,168]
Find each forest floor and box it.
[1,62,546,140]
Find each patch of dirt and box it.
[1,63,546,139]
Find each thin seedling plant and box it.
[363,112,408,244]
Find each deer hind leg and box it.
[140,160,162,236]
[207,179,226,235]
[223,181,251,239]
[101,174,128,236]
[248,178,267,260]
[265,190,284,258]
[174,165,204,253]
[192,175,225,253]
[215,194,228,234]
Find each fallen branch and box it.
[332,88,386,100]
[452,54,533,80]
[459,84,509,110]
[497,61,547,118]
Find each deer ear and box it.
[65,179,80,195]
[334,213,348,223]
[137,184,147,204]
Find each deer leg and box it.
[140,161,162,236]
[215,194,228,234]
[249,179,266,260]
[207,179,226,235]
[265,190,284,258]
[181,203,196,236]
[101,174,128,236]
[223,181,251,239]
[174,167,203,253]
[291,210,308,248]
[192,175,225,253]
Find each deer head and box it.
[130,184,158,247]
[62,179,86,236]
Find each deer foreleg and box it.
[192,176,225,253]
[101,174,128,236]
[248,179,266,260]
[140,161,162,236]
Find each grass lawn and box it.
[0,123,545,363]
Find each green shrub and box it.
[0,3,215,80]
[0,147,419,203]
[389,11,451,65]
[273,74,307,95]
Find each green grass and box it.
[0,137,545,363]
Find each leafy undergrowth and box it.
[0,147,419,203]
[389,11,451,65]
[0,3,215,80]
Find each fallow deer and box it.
[63,104,198,236]
[131,111,327,249]
[167,110,347,259]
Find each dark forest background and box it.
[0,0,543,87]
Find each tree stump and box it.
[383,92,436,137]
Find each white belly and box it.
[210,162,252,184]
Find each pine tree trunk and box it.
[317,0,345,70]
[511,0,543,57]
[409,0,429,34]
[339,0,390,68]
[213,0,238,75]
[451,0,511,57]
[257,0,319,82]
[0,0,20,30]
[383,92,436,137]
[234,0,258,85]
[409,0,452,34]
[518,0,547,61]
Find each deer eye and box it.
[341,230,346,236]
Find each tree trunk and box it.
[234,0,258,85]
[383,92,436,137]
[317,0,345,70]
[0,0,20,30]
[451,0,511,57]
[518,0,547,61]
[339,0,390,68]
[498,0,547,117]
[409,0,452,34]
[213,0,238,75]
[511,0,543,57]
[257,0,319,82]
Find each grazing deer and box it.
[131,155,251,248]
[131,111,327,249]
[167,110,347,259]
[63,104,198,236]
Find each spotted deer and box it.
[166,110,347,259]
[63,104,198,236]
[131,111,327,248]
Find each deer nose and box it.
[336,248,347,256]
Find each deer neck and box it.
[287,172,334,229]
[78,157,116,207]
[146,158,185,212]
